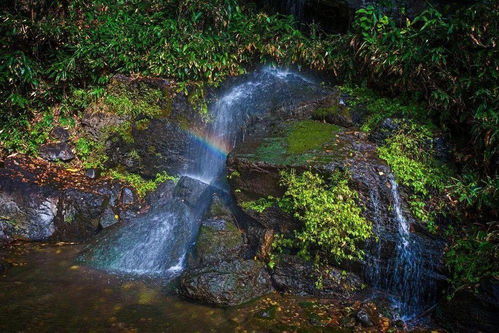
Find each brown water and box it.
[0,242,353,333]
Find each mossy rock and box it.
[192,218,245,266]
[243,120,344,166]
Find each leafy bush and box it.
[445,224,499,294]
[273,170,372,266]
[352,3,499,172]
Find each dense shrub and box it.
[273,170,372,267]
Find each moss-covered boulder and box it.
[227,119,388,234]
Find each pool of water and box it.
[0,242,354,333]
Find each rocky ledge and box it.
[0,155,137,242]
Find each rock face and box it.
[81,75,204,178]
[436,278,499,333]
[0,155,130,242]
[227,114,446,314]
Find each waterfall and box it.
[365,174,443,321]
[81,66,323,278]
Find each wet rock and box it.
[51,189,110,241]
[436,278,499,332]
[98,207,119,229]
[356,308,373,327]
[205,193,232,219]
[145,180,176,207]
[0,179,58,241]
[368,117,407,145]
[173,176,210,209]
[39,142,75,162]
[0,155,121,241]
[84,168,99,179]
[312,92,366,128]
[189,218,245,267]
[120,187,135,206]
[50,126,70,142]
[228,118,446,305]
[179,259,273,306]
[271,255,363,298]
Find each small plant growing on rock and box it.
[272,170,372,267]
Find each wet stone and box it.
[84,168,99,179]
[39,142,75,162]
[356,308,373,327]
[120,187,135,205]
[50,126,70,142]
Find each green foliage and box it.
[273,170,372,266]
[378,124,449,196]
[449,173,499,212]
[0,112,54,154]
[338,85,427,132]
[352,2,499,171]
[241,197,276,213]
[378,122,450,230]
[109,170,176,198]
[445,224,499,294]
[103,82,164,118]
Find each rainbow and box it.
[185,127,230,158]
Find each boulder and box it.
[50,126,70,142]
[436,278,499,333]
[173,176,211,209]
[189,218,245,267]
[39,142,75,162]
[179,259,273,306]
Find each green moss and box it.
[287,120,340,154]
[312,104,350,121]
[252,120,341,165]
[104,82,165,118]
[109,170,176,198]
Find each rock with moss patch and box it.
[271,254,363,298]
[228,117,447,302]
[179,259,273,306]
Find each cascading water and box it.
[365,173,443,321]
[81,66,322,277]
